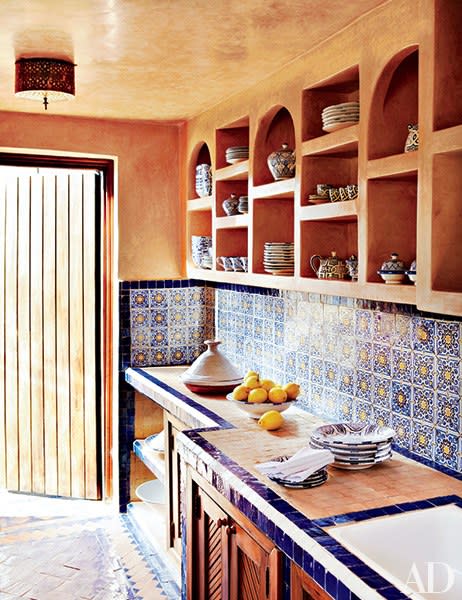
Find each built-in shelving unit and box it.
[185,0,462,315]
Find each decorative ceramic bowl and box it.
[267,143,295,181]
[226,394,297,419]
[377,252,406,284]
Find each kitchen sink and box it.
[326,504,462,599]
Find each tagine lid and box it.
[378,252,406,273]
[180,340,242,384]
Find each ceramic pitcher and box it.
[310,251,348,279]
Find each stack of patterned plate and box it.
[309,422,395,470]
[191,235,212,268]
[321,102,359,133]
[263,242,294,275]
[225,146,249,164]
[267,457,328,489]
[238,195,248,213]
[195,164,212,197]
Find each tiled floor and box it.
[0,491,176,600]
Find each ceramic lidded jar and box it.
[404,124,419,153]
[180,340,242,394]
[377,252,406,284]
[267,143,296,181]
[406,259,417,284]
[222,193,239,216]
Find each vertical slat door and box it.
[0,168,100,499]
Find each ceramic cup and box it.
[346,184,358,200]
[339,187,349,201]
[216,256,234,271]
[329,188,341,202]
[316,183,333,197]
[239,257,248,272]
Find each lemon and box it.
[232,384,249,401]
[258,410,284,430]
[283,382,300,400]
[248,387,268,403]
[268,387,288,404]
[244,375,260,389]
[245,370,259,379]
[260,378,276,392]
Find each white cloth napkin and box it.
[256,447,334,483]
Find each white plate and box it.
[145,431,165,452]
[322,121,359,132]
[322,101,359,111]
[135,479,165,503]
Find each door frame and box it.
[0,148,118,503]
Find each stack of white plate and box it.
[195,164,212,197]
[225,146,249,164]
[191,235,212,268]
[263,242,294,276]
[309,422,395,470]
[321,102,359,133]
[238,195,248,213]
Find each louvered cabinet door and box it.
[229,525,281,600]
[190,485,230,600]
[290,563,332,600]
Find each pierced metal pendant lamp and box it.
[15,57,75,110]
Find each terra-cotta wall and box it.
[0,111,185,280]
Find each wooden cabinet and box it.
[185,0,462,316]
[187,471,282,600]
[165,413,184,559]
[290,564,332,600]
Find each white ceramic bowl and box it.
[226,394,297,419]
[135,479,165,503]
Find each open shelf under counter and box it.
[187,196,213,212]
[301,124,359,157]
[215,214,249,229]
[431,124,462,154]
[214,160,249,181]
[299,200,356,221]
[133,439,166,484]
[368,151,418,180]
[252,178,295,199]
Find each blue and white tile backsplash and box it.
[119,280,462,475]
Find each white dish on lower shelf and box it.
[145,431,165,453]
[135,479,165,504]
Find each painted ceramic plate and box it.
[311,422,395,446]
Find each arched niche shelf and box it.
[188,141,212,199]
[368,47,419,160]
[253,106,296,187]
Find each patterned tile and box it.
[355,309,373,339]
[131,349,151,367]
[412,317,436,353]
[436,393,460,432]
[324,361,338,389]
[413,352,435,389]
[356,400,373,423]
[151,309,169,328]
[132,327,151,348]
[391,347,413,381]
[168,289,187,307]
[337,394,354,421]
[310,358,324,385]
[392,414,412,449]
[435,320,460,356]
[412,422,435,460]
[391,381,412,417]
[168,347,189,365]
[356,370,372,400]
[130,289,149,309]
[436,357,460,395]
[356,341,372,371]
[150,289,168,308]
[395,314,412,348]
[131,308,150,329]
[412,387,435,423]
[338,306,354,336]
[373,312,395,343]
[339,366,355,395]
[374,408,392,428]
[371,375,391,408]
[373,343,391,376]
[435,429,459,469]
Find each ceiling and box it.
[1,0,388,122]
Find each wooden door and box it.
[229,524,281,600]
[165,414,184,558]
[0,167,100,499]
[290,563,331,600]
[189,483,230,600]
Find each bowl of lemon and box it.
[227,371,300,419]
